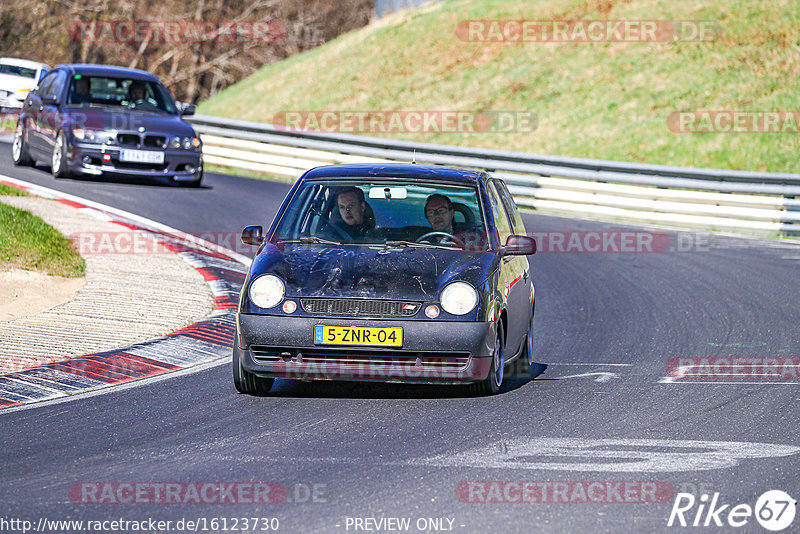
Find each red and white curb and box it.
[0,176,250,410]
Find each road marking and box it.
[659,377,800,385]
[0,357,230,415]
[550,372,620,382]
[415,438,800,473]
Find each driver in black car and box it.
[127,81,158,109]
[421,193,467,246]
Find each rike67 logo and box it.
[668,490,796,531]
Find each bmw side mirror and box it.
[503,235,536,255]
[180,103,196,116]
[241,225,264,246]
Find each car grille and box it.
[300,298,420,317]
[117,133,139,146]
[115,133,168,148]
[250,346,470,370]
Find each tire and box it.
[51,131,71,178]
[233,346,274,395]
[12,121,33,166]
[518,304,535,375]
[180,170,203,188]
[475,321,505,395]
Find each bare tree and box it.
[0,0,372,102]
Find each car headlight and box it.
[169,136,181,149]
[182,137,192,150]
[249,274,285,309]
[72,127,99,141]
[440,282,478,315]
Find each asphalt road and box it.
[1,143,799,533]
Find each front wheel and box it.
[51,131,71,178]
[12,121,33,166]
[475,321,504,395]
[233,346,274,395]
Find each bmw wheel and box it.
[51,131,71,178]
[12,121,33,166]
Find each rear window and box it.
[0,64,36,78]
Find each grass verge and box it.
[198,0,800,174]
[0,201,85,277]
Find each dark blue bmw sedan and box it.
[234,164,536,395]
[12,64,203,186]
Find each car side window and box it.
[487,181,514,247]
[495,179,526,234]
[37,71,57,96]
[50,71,67,100]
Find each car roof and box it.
[53,64,160,82]
[301,164,485,185]
[0,57,49,70]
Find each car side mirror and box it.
[180,103,196,116]
[503,234,536,255]
[42,94,58,106]
[241,225,264,246]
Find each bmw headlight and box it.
[440,282,478,315]
[249,274,285,309]
[169,136,181,149]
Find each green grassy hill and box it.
[198,0,800,173]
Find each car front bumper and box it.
[236,314,497,384]
[67,141,202,182]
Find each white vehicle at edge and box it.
[0,58,49,110]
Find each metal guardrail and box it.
[188,114,800,235]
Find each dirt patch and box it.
[0,269,85,322]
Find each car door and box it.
[25,70,56,155]
[486,180,529,359]
[37,69,67,155]
[495,178,534,327]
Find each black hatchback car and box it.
[234,164,537,395]
[12,64,203,186]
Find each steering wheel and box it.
[416,231,464,247]
[320,218,351,240]
[130,99,158,111]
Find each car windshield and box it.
[67,75,177,114]
[271,179,489,251]
[0,64,36,78]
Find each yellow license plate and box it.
[314,325,403,347]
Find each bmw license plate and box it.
[120,149,164,164]
[314,325,403,347]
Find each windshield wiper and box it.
[383,240,458,250]
[277,236,342,245]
